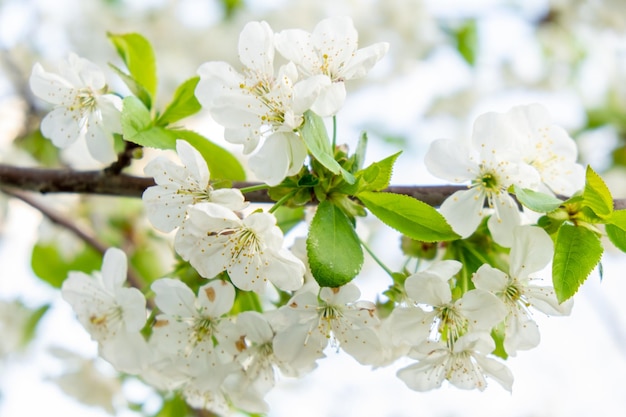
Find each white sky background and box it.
[1,0,626,416]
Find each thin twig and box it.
[1,186,151,306]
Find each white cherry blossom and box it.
[390,260,507,347]
[61,248,149,373]
[142,140,246,232]
[62,247,146,344]
[30,53,122,163]
[472,226,573,356]
[196,21,326,185]
[150,278,239,366]
[397,332,513,392]
[273,283,383,367]
[492,103,585,196]
[174,202,305,293]
[274,16,389,116]
[425,112,541,246]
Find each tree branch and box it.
[1,163,624,209]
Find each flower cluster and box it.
[50,16,590,417]
[195,17,388,186]
[425,103,585,247]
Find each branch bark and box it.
[1,163,624,209]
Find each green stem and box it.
[360,237,394,278]
[269,189,298,213]
[332,115,337,150]
[239,184,270,194]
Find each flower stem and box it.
[268,189,298,213]
[360,237,394,278]
[332,115,337,150]
[239,184,270,194]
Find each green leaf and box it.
[153,394,190,417]
[108,32,158,105]
[307,200,364,287]
[513,186,563,213]
[353,131,368,173]
[552,223,603,303]
[606,210,626,252]
[583,165,613,219]
[156,76,202,126]
[454,19,478,66]
[606,224,626,253]
[109,63,153,109]
[273,206,305,234]
[175,130,245,181]
[121,95,152,138]
[300,111,355,184]
[608,209,626,230]
[358,151,401,192]
[358,191,460,242]
[22,304,50,348]
[230,289,263,314]
[31,244,102,288]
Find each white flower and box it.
[150,278,240,366]
[61,247,146,344]
[425,112,541,246]
[472,226,573,356]
[61,248,149,373]
[273,283,383,367]
[142,140,246,232]
[274,16,389,116]
[174,202,305,293]
[196,21,325,186]
[390,260,507,346]
[502,103,585,196]
[397,332,513,392]
[29,53,122,163]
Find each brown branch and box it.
[1,163,625,209]
[1,186,153,307]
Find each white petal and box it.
[472,264,509,293]
[509,226,553,278]
[238,21,274,77]
[424,138,476,183]
[115,287,147,332]
[84,114,117,164]
[142,186,191,232]
[176,140,210,188]
[456,289,507,330]
[196,61,242,108]
[473,354,514,392]
[41,107,83,148]
[151,278,197,318]
[197,280,236,317]
[310,81,346,117]
[341,42,389,80]
[101,248,128,290]
[265,249,305,292]
[248,132,306,186]
[525,285,573,316]
[209,188,247,211]
[397,356,446,391]
[29,63,75,105]
[404,271,451,306]
[236,311,273,344]
[274,29,317,73]
[487,194,522,247]
[504,313,540,355]
[439,188,485,238]
[389,307,434,346]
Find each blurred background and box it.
[1,0,626,416]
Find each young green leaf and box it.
[552,223,603,303]
[108,32,158,104]
[156,76,202,126]
[300,111,355,184]
[121,97,176,148]
[513,186,563,213]
[109,64,153,109]
[358,191,460,242]
[358,151,401,192]
[583,165,613,219]
[606,224,626,253]
[307,200,364,287]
